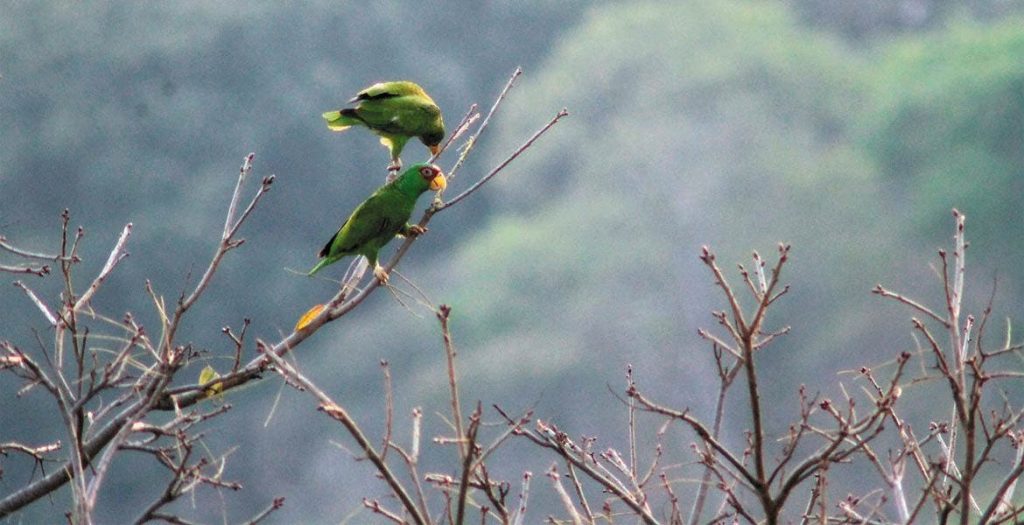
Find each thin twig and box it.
[0,263,49,276]
[380,360,394,462]
[0,235,74,261]
[180,155,272,313]
[430,104,480,166]
[873,284,950,328]
[441,108,568,210]
[13,281,58,326]
[445,67,522,183]
[73,223,132,311]
[243,497,286,525]
[437,304,465,457]
[455,406,482,525]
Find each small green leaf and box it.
[199,365,223,400]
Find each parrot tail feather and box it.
[322,109,362,131]
[308,256,339,276]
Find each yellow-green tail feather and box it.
[322,110,356,131]
[308,256,339,276]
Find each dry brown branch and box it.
[437,304,465,459]
[441,108,568,211]
[380,360,394,462]
[442,67,521,184]
[242,497,286,525]
[259,344,428,525]
[73,222,132,312]
[522,236,1020,524]
[455,405,483,525]
[872,284,949,328]
[0,263,49,276]
[0,235,74,262]
[261,301,524,525]
[12,281,58,326]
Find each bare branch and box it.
[455,406,482,525]
[0,235,71,261]
[0,263,49,276]
[872,284,950,328]
[0,441,62,461]
[74,223,132,311]
[430,104,480,166]
[180,154,272,313]
[444,67,522,183]
[437,304,465,457]
[242,497,286,525]
[547,464,584,525]
[13,281,57,326]
[222,152,255,237]
[441,108,568,210]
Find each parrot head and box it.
[396,163,447,194]
[419,163,447,191]
[423,131,444,156]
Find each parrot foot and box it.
[405,225,427,237]
[373,265,390,285]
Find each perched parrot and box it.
[322,81,445,173]
[308,163,447,283]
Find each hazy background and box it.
[2,1,1023,522]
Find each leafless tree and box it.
[499,210,1024,524]
[0,68,567,524]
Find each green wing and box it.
[354,81,426,100]
[323,81,444,157]
[353,94,441,136]
[308,186,416,276]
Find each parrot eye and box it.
[420,167,434,178]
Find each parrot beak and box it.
[429,144,442,156]
[429,173,447,191]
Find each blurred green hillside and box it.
[2,1,1022,522]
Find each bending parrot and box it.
[308,163,447,283]
[322,81,445,173]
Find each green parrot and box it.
[322,81,445,173]
[308,163,447,283]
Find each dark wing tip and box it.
[356,91,400,102]
[318,231,338,258]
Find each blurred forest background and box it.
[2,1,1023,522]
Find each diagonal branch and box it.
[441,108,568,210]
[444,67,522,183]
[13,281,58,326]
[259,345,427,525]
[74,223,132,311]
